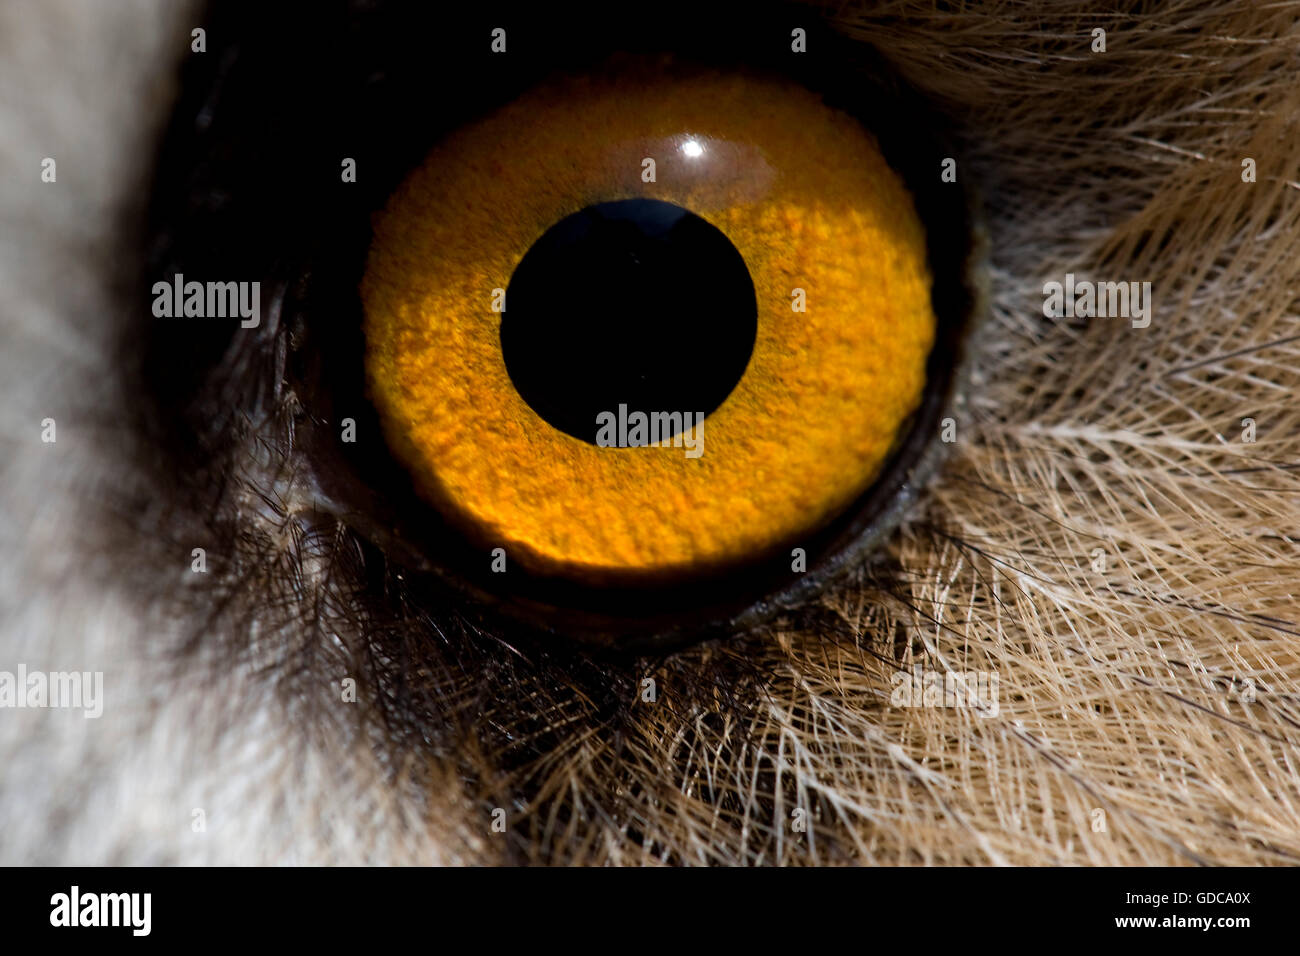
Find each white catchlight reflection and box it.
[681,140,704,158]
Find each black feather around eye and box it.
[120,0,969,863]
[137,0,984,653]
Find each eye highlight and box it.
[361,62,937,588]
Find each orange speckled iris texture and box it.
[362,62,936,585]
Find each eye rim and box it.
[138,2,991,654]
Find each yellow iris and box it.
[362,60,935,585]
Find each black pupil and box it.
[500,199,757,445]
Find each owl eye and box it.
[366,61,931,577]
[143,5,984,651]
[359,54,983,646]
